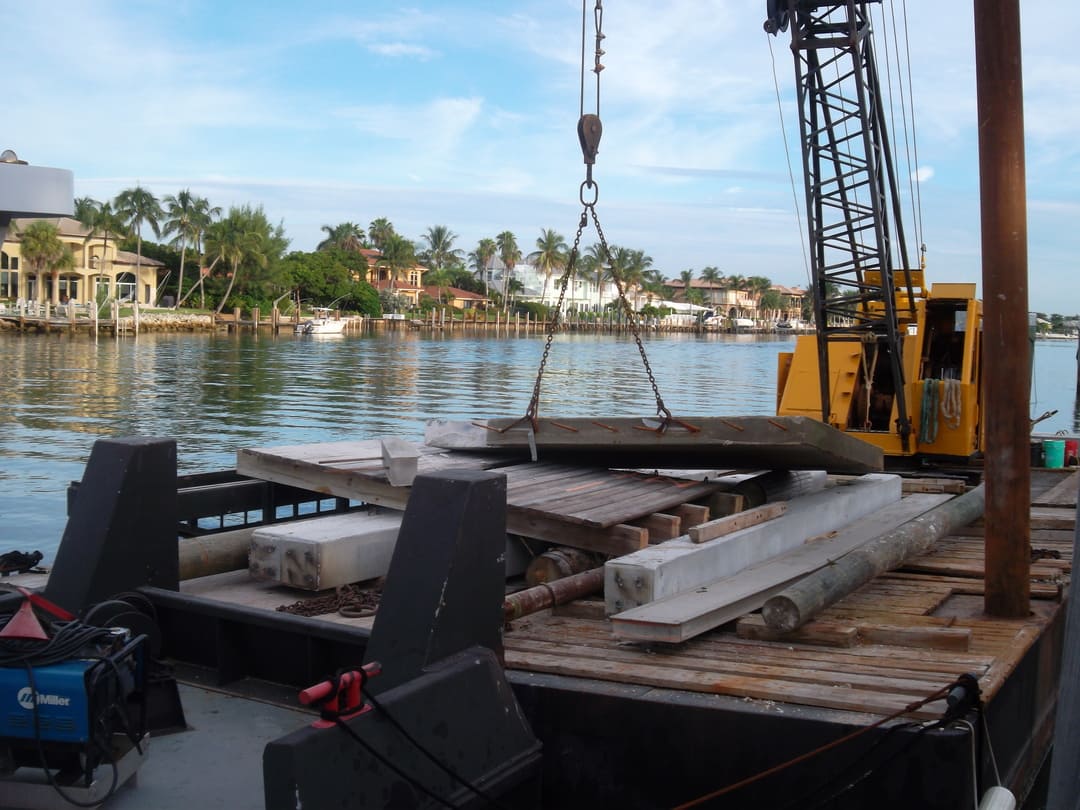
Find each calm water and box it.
[1,329,1076,562]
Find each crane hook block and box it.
[578,114,602,166]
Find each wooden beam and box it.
[688,503,787,544]
[668,502,710,528]
[633,513,682,542]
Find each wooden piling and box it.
[976,0,1030,618]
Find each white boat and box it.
[295,308,347,335]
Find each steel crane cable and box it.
[898,0,926,266]
[871,1,920,274]
[766,32,812,290]
[515,0,681,434]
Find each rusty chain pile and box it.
[276,581,382,618]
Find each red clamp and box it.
[299,662,382,729]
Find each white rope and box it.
[957,719,980,810]
[941,377,962,430]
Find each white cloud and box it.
[368,43,436,59]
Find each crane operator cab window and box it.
[923,305,967,381]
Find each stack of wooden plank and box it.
[236,440,733,556]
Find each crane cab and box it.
[777,283,982,462]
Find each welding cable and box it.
[23,662,121,808]
[801,719,940,809]
[670,681,955,809]
[81,591,158,627]
[0,616,116,668]
[361,684,517,810]
[776,719,923,810]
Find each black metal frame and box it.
[783,0,915,446]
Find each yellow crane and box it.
[768,1,982,462]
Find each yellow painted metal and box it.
[776,289,982,461]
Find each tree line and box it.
[13,185,780,317]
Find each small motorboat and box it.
[295,308,348,335]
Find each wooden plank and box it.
[901,478,968,495]
[632,513,682,542]
[510,613,998,673]
[506,512,648,556]
[668,502,710,528]
[688,502,787,543]
[702,492,745,518]
[503,649,943,718]
[1032,470,1079,507]
[735,615,971,651]
[512,478,722,529]
[735,616,858,648]
[879,571,1062,600]
[503,637,952,695]
[855,625,972,651]
[1030,506,1077,529]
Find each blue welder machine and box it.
[0,591,149,794]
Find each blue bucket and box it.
[1044,439,1066,469]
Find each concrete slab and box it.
[425,415,884,473]
[249,511,403,590]
[604,473,902,614]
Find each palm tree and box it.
[203,208,268,314]
[114,186,163,291]
[73,196,99,224]
[622,249,653,311]
[76,200,129,306]
[163,190,220,308]
[747,275,772,301]
[317,222,367,252]
[425,267,454,308]
[368,218,396,252]
[584,243,607,312]
[679,269,695,300]
[18,221,73,305]
[759,289,784,322]
[379,232,416,297]
[469,238,497,297]
[527,228,568,305]
[421,225,463,274]
[700,265,723,308]
[495,231,521,311]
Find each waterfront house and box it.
[422,285,489,311]
[1,217,163,306]
[350,247,428,307]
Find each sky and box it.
[5,1,1077,313]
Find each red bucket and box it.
[1066,439,1079,466]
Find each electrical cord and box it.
[317,665,518,810]
[330,716,461,810]
[23,662,121,808]
[776,719,922,810]
[671,681,957,809]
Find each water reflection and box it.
[0,329,1075,559]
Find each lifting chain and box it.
[516,1,681,434]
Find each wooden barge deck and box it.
[158,437,1073,808]
[8,435,1071,808]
